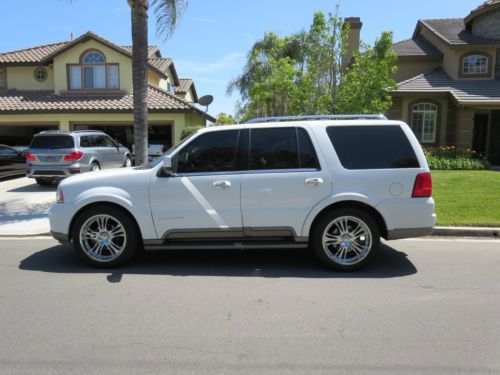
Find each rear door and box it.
[240,127,331,238]
[94,135,119,168]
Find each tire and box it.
[35,177,54,186]
[90,162,100,172]
[71,205,140,267]
[311,207,380,272]
[123,156,132,168]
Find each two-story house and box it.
[388,0,500,164]
[0,31,214,148]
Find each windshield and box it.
[136,132,198,169]
[30,135,75,149]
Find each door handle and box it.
[305,177,324,186]
[213,180,231,190]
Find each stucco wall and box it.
[6,66,54,90]
[393,59,442,83]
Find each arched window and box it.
[68,50,119,90]
[82,51,105,64]
[463,54,488,74]
[411,102,437,143]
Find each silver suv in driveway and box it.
[26,130,132,186]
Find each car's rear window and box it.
[326,125,420,169]
[30,135,75,149]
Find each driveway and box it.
[0,177,55,235]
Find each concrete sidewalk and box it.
[0,177,55,236]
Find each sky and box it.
[0,0,484,117]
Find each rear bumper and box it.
[26,163,87,178]
[386,226,434,240]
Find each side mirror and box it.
[162,156,174,176]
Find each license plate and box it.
[43,156,60,162]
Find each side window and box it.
[297,128,320,169]
[176,130,240,173]
[93,135,106,147]
[80,136,91,148]
[250,127,298,170]
[0,146,16,155]
[102,136,116,148]
[326,125,420,169]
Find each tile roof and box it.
[419,18,500,45]
[120,45,160,59]
[0,42,69,64]
[0,85,214,120]
[148,58,173,73]
[175,79,193,94]
[392,36,442,57]
[465,0,500,24]
[395,69,500,104]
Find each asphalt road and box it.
[0,237,499,375]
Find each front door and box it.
[149,129,244,240]
[241,127,332,238]
[472,114,488,157]
[496,49,500,80]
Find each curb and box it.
[431,226,500,238]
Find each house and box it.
[0,31,214,148]
[388,0,500,164]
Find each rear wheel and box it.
[71,205,139,267]
[90,162,100,172]
[35,177,54,186]
[311,208,380,271]
[124,156,132,168]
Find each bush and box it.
[180,126,203,140]
[427,156,489,170]
[423,145,490,170]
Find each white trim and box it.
[462,54,488,75]
[411,103,438,143]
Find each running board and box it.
[144,242,309,251]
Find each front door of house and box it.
[472,114,488,157]
[488,111,500,165]
[496,50,500,80]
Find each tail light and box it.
[24,151,36,161]
[64,151,84,161]
[412,172,432,198]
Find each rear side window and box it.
[79,136,95,148]
[30,135,74,149]
[176,130,240,173]
[326,125,419,169]
[249,127,320,170]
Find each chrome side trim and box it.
[171,168,321,178]
[160,226,305,241]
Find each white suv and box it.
[49,115,436,271]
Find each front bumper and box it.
[50,230,70,244]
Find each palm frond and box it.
[151,0,188,40]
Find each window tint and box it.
[0,146,17,155]
[79,136,95,148]
[30,135,74,149]
[297,128,320,169]
[326,126,420,169]
[250,128,298,170]
[102,136,116,148]
[249,127,319,170]
[176,130,239,173]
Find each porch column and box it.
[59,120,70,132]
[456,108,474,150]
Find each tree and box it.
[128,0,187,165]
[336,31,398,114]
[215,112,236,125]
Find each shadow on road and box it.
[19,243,417,282]
[6,183,57,193]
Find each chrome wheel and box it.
[322,216,372,266]
[79,214,127,262]
[125,157,132,167]
[91,163,100,171]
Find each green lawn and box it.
[432,170,500,227]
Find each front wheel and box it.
[311,208,380,271]
[71,206,139,267]
[123,156,132,168]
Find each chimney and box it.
[342,17,362,72]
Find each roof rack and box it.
[245,114,388,124]
[72,130,105,134]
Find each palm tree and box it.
[128,0,187,165]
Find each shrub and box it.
[422,145,490,170]
[180,126,203,140]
